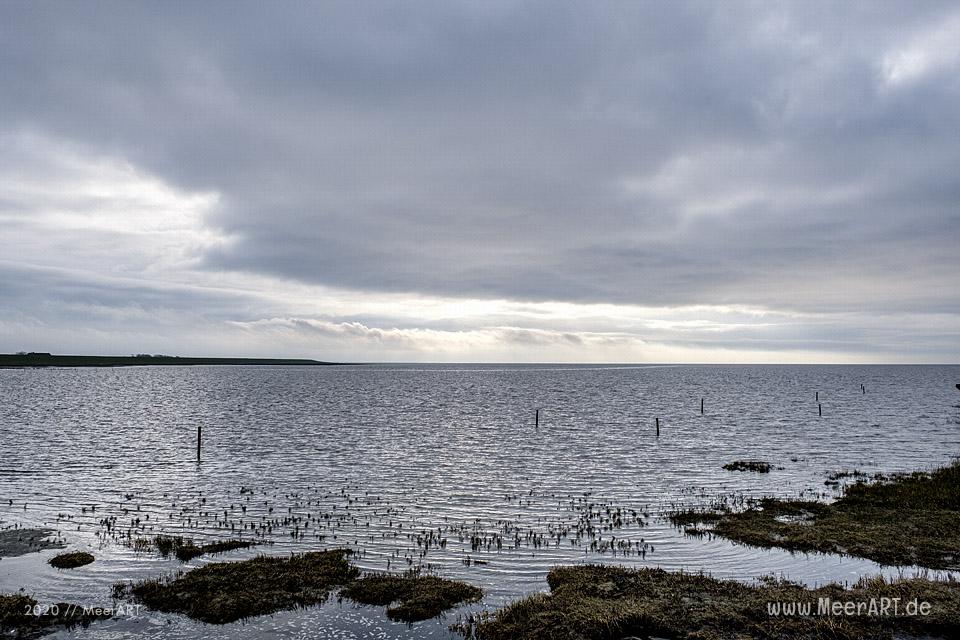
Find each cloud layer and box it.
[1,2,958,361]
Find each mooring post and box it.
[535,408,539,429]
[700,398,704,414]
[656,417,660,437]
[818,403,822,417]
[816,391,819,402]
[861,384,865,394]
[197,426,202,462]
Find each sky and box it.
[1,1,958,363]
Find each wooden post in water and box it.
[816,391,819,402]
[700,398,704,414]
[861,384,865,394]
[535,408,539,429]
[197,426,202,462]
[656,417,660,437]
[818,404,822,417]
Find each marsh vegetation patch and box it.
[126,549,358,624]
[151,535,253,562]
[673,460,960,569]
[464,565,960,640]
[49,552,94,569]
[125,550,483,625]
[723,460,775,473]
[342,572,483,622]
[0,593,110,637]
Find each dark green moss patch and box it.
[128,549,357,624]
[677,460,960,569]
[723,460,774,473]
[467,565,960,640]
[49,552,94,569]
[343,573,482,622]
[1,593,110,636]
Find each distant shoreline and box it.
[0,353,340,368]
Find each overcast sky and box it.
[1,1,958,362]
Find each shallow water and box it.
[1,364,958,638]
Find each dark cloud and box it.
[0,1,958,359]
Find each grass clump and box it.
[467,565,960,639]
[1,593,110,636]
[152,535,252,562]
[342,572,482,622]
[723,460,774,473]
[825,469,887,487]
[668,509,724,527]
[678,460,960,569]
[153,535,186,558]
[128,549,357,624]
[173,540,253,562]
[49,551,94,569]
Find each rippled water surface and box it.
[2,364,959,638]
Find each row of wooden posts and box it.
[195,385,875,460]
[535,386,870,437]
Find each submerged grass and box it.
[723,460,774,473]
[1,593,110,636]
[0,528,65,558]
[675,460,960,569]
[342,572,482,622]
[152,535,185,558]
[128,549,358,624]
[465,565,960,640]
[173,540,253,562]
[151,535,253,562]
[49,552,94,569]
